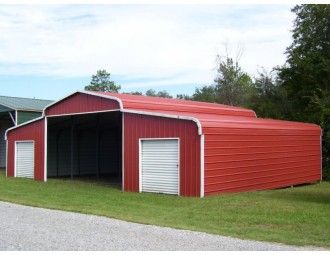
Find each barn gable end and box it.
[45,92,121,116]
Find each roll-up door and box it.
[16,142,34,178]
[140,139,179,195]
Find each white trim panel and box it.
[200,134,205,198]
[44,117,48,182]
[122,112,125,191]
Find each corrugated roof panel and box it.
[0,95,53,111]
[92,91,256,118]
[89,91,320,133]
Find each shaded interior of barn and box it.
[47,111,122,186]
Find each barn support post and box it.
[77,131,81,178]
[70,117,75,180]
[56,130,60,177]
[96,114,100,179]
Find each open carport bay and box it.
[46,111,122,183]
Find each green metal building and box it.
[0,95,53,168]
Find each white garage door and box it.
[140,139,179,195]
[16,142,34,178]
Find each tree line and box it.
[85,5,330,180]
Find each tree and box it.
[146,89,173,98]
[277,4,330,179]
[145,89,157,97]
[192,85,217,103]
[85,70,121,93]
[277,4,330,121]
[123,91,143,95]
[247,68,289,119]
[214,55,253,107]
[176,94,193,100]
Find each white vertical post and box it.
[200,134,205,198]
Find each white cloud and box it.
[0,4,294,90]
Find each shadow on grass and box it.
[265,182,330,205]
[49,175,122,191]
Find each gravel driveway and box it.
[0,201,325,251]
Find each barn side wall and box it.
[45,93,120,116]
[124,113,201,197]
[204,126,322,196]
[6,118,45,181]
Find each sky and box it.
[0,4,295,101]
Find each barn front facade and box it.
[5,91,322,197]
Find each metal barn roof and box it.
[90,91,321,133]
[0,95,53,112]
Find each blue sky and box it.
[0,4,295,101]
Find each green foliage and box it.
[192,85,217,103]
[214,56,253,107]
[146,89,173,98]
[176,94,193,100]
[277,4,330,179]
[85,70,121,93]
[0,171,329,248]
[307,89,330,179]
[182,56,254,107]
[123,91,143,95]
[247,68,290,119]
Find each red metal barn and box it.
[5,91,322,197]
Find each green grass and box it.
[0,169,329,248]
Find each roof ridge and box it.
[0,95,53,102]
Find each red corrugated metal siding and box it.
[45,93,120,116]
[124,113,200,197]
[203,123,321,196]
[6,119,45,181]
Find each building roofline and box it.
[42,91,202,134]
[4,116,44,140]
[0,95,53,111]
[42,90,124,116]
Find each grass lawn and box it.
[0,169,329,248]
